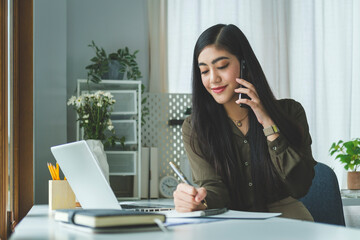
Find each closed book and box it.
[141,147,150,198]
[54,209,166,228]
[58,222,164,233]
[150,147,159,198]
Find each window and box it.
[1,0,33,239]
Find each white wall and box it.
[34,0,149,204]
[66,0,149,143]
[34,0,67,204]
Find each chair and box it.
[299,162,346,226]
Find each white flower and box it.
[95,91,105,99]
[68,90,117,145]
[83,93,91,98]
[75,96,84,108]
[67,96,77,106]
[94,91,101,100]
[104,92,113,98]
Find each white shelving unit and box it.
[76,79,142,200]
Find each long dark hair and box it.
[190,24,303,211]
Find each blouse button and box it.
[244,162,249,166]
[272,146,277,151]
[248,182,253,187]
[244,140,248,144]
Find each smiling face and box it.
[198,45,241,106]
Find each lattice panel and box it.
[141,93,192,179]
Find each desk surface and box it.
[10,205,360,240]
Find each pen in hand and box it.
[169,162,208,209]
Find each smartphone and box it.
[239,59,251,108]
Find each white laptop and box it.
[50,140,173,211]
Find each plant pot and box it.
[102,60,125,80]
[86,139,110,183]
[347,171,360,189]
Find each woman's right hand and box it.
[173,183,207,212]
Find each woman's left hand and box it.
[234,78,273,127]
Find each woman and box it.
[173,24,317,221]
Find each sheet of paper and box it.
[206,210,281,219]
[165,217,221,227]
[164,210,206,218]
[164,209,281,219]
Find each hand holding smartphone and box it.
[239,60,251,108]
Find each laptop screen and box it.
[51,140,121,209]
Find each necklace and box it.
[232,114,248,128]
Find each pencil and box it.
[51,164,57,180]
[52,165,57,180]
[56,163,59,180]
[47,163,55,180]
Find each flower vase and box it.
[102,60,126,80]
[86,139,110,183]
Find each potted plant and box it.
[86,40,142,84]
[67,91,125,148]
[67,91,126,182]
[329,138,360,189]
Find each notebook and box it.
[54,209,166,228]
[50,140,173,211]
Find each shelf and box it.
[106,151,137,175]
[109,120,137,145]
[111,90,137,115]
[168,119,185,126]
[77,79,142,199]
[77,79,141,91]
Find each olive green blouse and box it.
[182,99,317,215]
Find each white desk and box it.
[10,205,360,240]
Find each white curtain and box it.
[288,0,360,188]
[147,0,168,92]
[167,0,290,97]
[166,0,360,188]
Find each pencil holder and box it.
[49,180,76,211]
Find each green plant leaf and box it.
[354,147,360,155]
[336,154,351,165]
[349,164,354,171]
[330,149,337,156]
[344,140,354,148]
[330,142,336,150]
[108,53,118,60]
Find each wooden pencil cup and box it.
[49,180,76,211]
